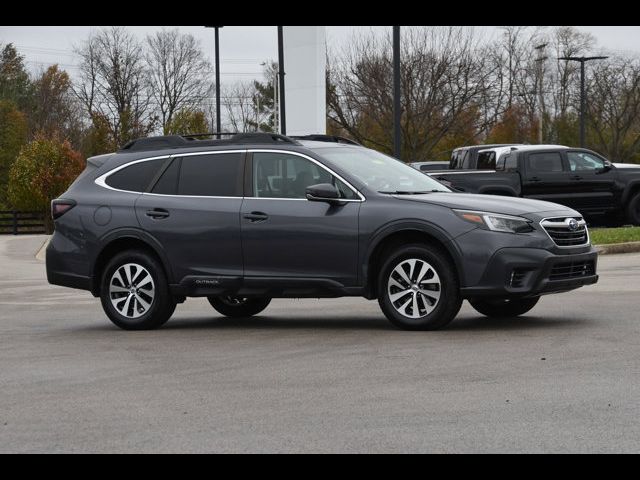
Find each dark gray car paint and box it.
[47,140,599,301]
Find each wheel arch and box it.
[363,222,463,299]
[91,229,174,297]
[621,180,640,206]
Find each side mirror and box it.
[597,160,613,173]
[306,183,343,205]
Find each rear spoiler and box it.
[87,153,114,169]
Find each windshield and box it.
[317,147,451,194]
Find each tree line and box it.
[2,25,640,218]
[0,26,278,212]
[327,26,640,164]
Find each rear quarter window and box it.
[105,159,167,192]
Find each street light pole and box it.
[392,26,401,160]
[204,25,224,136]
[277,26,286,135]
[559,55,609,148]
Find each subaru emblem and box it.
[567,219,579,231]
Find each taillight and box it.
[51,199,76,220]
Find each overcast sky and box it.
[1,25,639,86]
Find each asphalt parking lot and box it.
[1,235,639,453]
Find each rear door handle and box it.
[146,208,170,219]
[571,175,583,181]
[528,177,542,183]
[243,212,269,223]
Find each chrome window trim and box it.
[94,148,365,202]
[95,154,173,194]
[540,216,590,249]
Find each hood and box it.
[614,163,640,170]
[395,192,578,216]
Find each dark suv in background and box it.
[47,133,599,331]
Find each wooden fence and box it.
[0,211,47,235]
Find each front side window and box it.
[177,153,243,197]
[526,152,564,173]
[567,151,605,172]
[252,152,358,200]
[106,158,167,192]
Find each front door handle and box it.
[146,208,170,219]
[243,212,269,223]
[571,175,583,181]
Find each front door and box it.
[566,150,617,214]
[240,151,361,287]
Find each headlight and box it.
[454,210,534,234]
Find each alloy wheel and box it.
[387,258,441,319]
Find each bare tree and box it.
[221,81,270,133]
[145,29,211,134]
[588,56,640,162]
[328,27,496,161]
[75,27,155,147]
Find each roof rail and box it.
[119,132,301,153]
[291,134,361,146]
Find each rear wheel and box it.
[377,244,462,331]
[100,250,176,330]
[207,296,271,318]
[627,192,640,226]
[469,297,539,318]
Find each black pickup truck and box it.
[429,145,640,226]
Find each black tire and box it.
[207,297,271,318]
[100,250,176,330]
[377,243,462,331]
[627,192,640,226]
[469,297,539,318]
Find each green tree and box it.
[164,109,209,136]
[81,113,118,157]
[8,135,84,232]
[31,65,82,145]
[0,100,28,207]
[248,61,278,132]
[0,43,32,109]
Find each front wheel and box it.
[627,192,640,226]
[377,244,462,331]
[469,297,540,318]
[207,296,271,318]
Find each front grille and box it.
[549,261,595,281]
[541,217,589,247]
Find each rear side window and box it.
[177,153,243,197]
[477,151,497,170]
[504,154,518,171]
[151,158,180,195]
[106,159,167,192]
[526,152,564,173]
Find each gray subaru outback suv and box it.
[47,133,598,331]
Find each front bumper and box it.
[460,247,599,299]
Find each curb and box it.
[595,241,640,255]
[35,237,50,262]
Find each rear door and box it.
[135,150,245,285]
[521,151,576,208]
